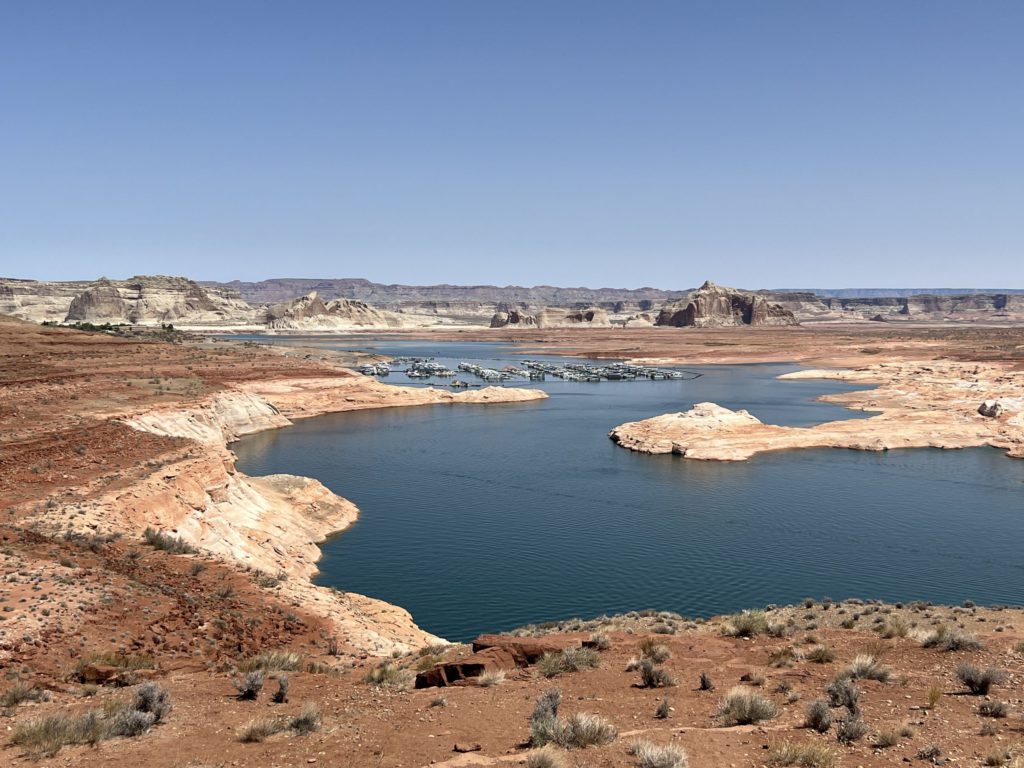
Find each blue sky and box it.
[1,1,1021,288]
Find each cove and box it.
[232,338,1024,641]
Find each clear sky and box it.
[1,1,1021,289]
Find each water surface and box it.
[233,338,1024,640]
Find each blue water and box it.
[232,338,1024,641]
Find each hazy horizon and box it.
[2,1,1022,287]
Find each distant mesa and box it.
[655,280,799,327]
[490,305,610,329]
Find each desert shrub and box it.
[769,647,797,668]
[528,690,616,749]
[956,664,1006,695]
[768,741,840,768]
[538,647,600,678]
[109,708,157,737]
[639,638,671,662]
[655,698,670,719]
[845,653,891,682]
[978,700,1009,718]
[922,626,982,651]
[238,650,303,673]
[1,682,49,708]
[877,616,910,638]
[917,744,942,760]
[927,681,942,709]
[639,659,676,688]
[75,651,153,677]
[289,703,321,734]
[364,662,413,690]
[554,712,617,749]
[530,689,562,747]
[806,645,835,664]
[825,676,860,713]
[235,670,265,700]
[628,739,688,768]
[874,725,911,747]
[271,676,289,704]
[717,687,778,725]
[131,683,170,722]
[238,717,285,743]
[723,611,769,638]
[526,745,567,768]
[699,671,715,691]
[804,699,832,733]
[479,669,506,687]
[835,714,869,744]
[589,632,611,650]
[142,528,197,555]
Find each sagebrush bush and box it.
[699,671,715,691]
[804,699,832,733]
[826,676,860,713]
[717,687,778,725]
[132,683,171,723]
[0,682,49,708]
[479,669,506,687]
[589,633,611,650]
[271,676,289,704]
[956,664,1006,695]
[639,659,676,688]
[639,638,671,662]
[978,700,1009,718]
[836,714,868,744]
[235,670,265,700]
[528,689,616,749]
[922,625,982,651]
[538,647,600,678]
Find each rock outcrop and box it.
[264,291,404,330]
[63,275,254,325]
[656,281,798,328]
[490,306,610,329]
[610,362,1024,461]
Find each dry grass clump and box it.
[805,645,836,664]
[528,689,617,749]
[364,661,413,691]
[589,632,612,650]
[526,745,568,768]
[142,527,198,554]
[75,651,154,676]
[921,625,982,651]
[628,739,688,768]
[479,669,507,687]
[767,740,840,768]
[238,717,286,743]
[238,650,303,673]
[877,615,909,638]
[717,687,778,725]
[639,637,671,663]
[844,653,891,682]
[874,724,913,748]
[1,682,49,709]
[956,664,1006,695]
[723,610,770,638]
[289,703,321,734]
[537,647,601,678]
[12,683,171,756]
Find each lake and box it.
[232,337,1024,641]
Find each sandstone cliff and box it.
[265,291,404,330]
[490,306,611,328]
[656,281,799,327]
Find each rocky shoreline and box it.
[609,360,1024,461]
